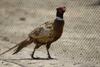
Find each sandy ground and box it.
[0,0,100,67]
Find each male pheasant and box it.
[0,6,66,59]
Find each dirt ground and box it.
[0,0,100,67]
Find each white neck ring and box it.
[56,17,63,20]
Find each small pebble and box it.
[19,17,26,21]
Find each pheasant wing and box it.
[29,21,54,43]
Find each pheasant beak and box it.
[62,6,66,12]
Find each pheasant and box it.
[0,6,66,59]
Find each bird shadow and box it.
[32,57,57,60]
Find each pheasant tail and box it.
[13,38,33,54]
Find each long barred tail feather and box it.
[0,38,33,56]
[0,45,17,56]
[13,38,33,54]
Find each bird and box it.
[0,6,66,59]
